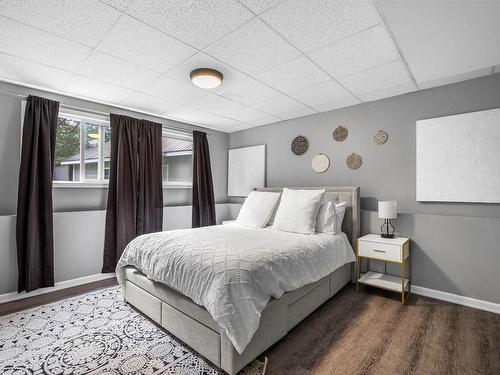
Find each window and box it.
[162,130,193,188]
[52,107,192,188]
[54,109,110,186]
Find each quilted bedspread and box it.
[116,224,355,354]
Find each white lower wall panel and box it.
[0,203,241,297]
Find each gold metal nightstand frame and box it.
[356,238,411,305]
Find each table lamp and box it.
[378,201,397,238]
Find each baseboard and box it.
[2,274,498,315]
[412,285,500,315]
[0,273,116,304]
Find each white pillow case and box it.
[236,191,281,228]
[316,201,348,234]
[334,202,348,233]
[272,188,325,234]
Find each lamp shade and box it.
[378,201,397,219]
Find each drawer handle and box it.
[373,249,386,253]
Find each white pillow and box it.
[236,191,281,228]
[334,202,348,234]
[316,201,348,234]
[315,201,335,233]
[272,188,325,234]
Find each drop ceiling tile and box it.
[0,17,92,72]
[126,0,253,49]
[256,55,330,93]
[159,105,202,120]
[163,105,239,129]
[0,52,73,90]
[97,15,196,73]
[250,94,310,116]
[223,105,272,123]
[377,0,500,85]
[278,107,317,120]
[312,96,361,112]
[225,123,258,132]
[418,67,492,90]
[0,0,121,48]
[101,0,134,12]
[308,25,399,78]
[216,121,248,130]
[141,75,209,103]
[188,94,249,116]
[65,75,134,103]
[238,0,283,14]
[205,19,301,76]
[358,82,416,102]
[165,52,246,87]
[261,0,379,52]
[202,116,243,129]
[287,80,351,106]
[216,77,280,106]
[337,61,410,96]
[79,51,160,90]
[244,115,281,126]
[120,92,178,114]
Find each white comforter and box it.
[116,224,355,354]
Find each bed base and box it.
[123,262,352,375]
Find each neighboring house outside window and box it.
[161,135,193,187]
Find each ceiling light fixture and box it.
[190,68,223,89]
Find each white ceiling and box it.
[0,0,499,133]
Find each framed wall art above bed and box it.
[227,145,266,197]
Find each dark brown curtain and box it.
[102,114,163,273]
[192,130,216,227]
[16,95,59,293]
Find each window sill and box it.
[53,182,192,189]
[163,183,192,189]
[53,181,108,189]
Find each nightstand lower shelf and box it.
[358,271,409,293]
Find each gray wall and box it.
[230,73,500,304]
[0,80,230,215]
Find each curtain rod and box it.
[8,91,211,136]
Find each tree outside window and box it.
[54,115,110,183]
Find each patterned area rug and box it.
[0,287,267,374]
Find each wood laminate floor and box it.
[0,277,118,316]
[1,281,498,374]
[263,286,500,375]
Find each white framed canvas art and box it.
[228,145,266,197]
[416,107,500,203]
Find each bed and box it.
[117,187,360,374]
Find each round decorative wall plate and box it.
[333,126,348,142]
[346,152,362,170]
[312,153,330,173]
[291,135,309,155]
[374,130,388,145]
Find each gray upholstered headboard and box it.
[256,187,361,246]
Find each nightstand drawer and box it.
[358,240,401,262]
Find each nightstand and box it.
[356,234,411,305]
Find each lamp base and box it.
[380,219,395,238]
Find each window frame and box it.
[53,108,111,188]
[161,129,193,189]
